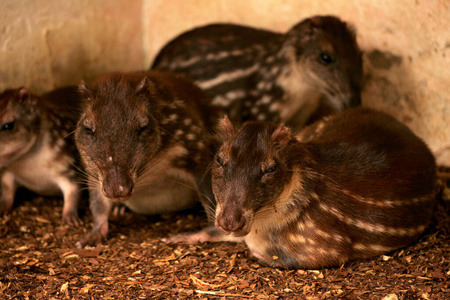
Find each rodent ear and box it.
[79,80,95,99]
[287,17,320,56]
[308,16,324,28]
[16,87,37,105]
[136,77,156,95]
[271,125,291,148]
[17,87,30,101]
[217,115,236,141]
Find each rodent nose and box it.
[216,211,247,234]
[102,182,134,200]
[102,171,134,200]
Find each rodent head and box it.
[212,116,299,237]
[0,88,40,167]
[283,15,363,110]
[75,74,162,202]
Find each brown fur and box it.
[0,86,83,226]
[152,15,363,131]
[75,70,220,248]
[208,107,436,269]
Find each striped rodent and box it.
[152,15,362,131]
[0,86,83,226]
[74,70,220,248]
[203,107,436,269]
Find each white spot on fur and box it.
[265,55,275,64]
[168,114,178,123]
[270,66,281,76]
[353,243,394,253]
[185,133,196,141]
[250,107,259,115]
[210,90,247,107]
[269,102,280,113]
[198,64,260,90]
[167,45,265,70]
[260,95,272,105]
[319,202,426,236]
[257,114,267,121]
[190,125,201,134]
[197,141,205,150]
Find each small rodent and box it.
[75,70,219,248]
[0,86,83,226]
[152,15,362,131]
[204,107,437,269]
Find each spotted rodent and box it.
[75,70,220,248]
[203,107,437,269]
[0,86,83,226]
[152,15,362,131]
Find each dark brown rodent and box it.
[152,15,362,131]
[206,107,436,269]
[74,70,220,248]
[0,86,83,226]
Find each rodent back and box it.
[304,108,436,199]
[152,23,282,71]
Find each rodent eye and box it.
[265,165,277,174]
[83,126,95,135]
[216,155,224,167]
[319,52,334,65]
[138,125,148,136]
[1,122,15,131]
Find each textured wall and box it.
[144,0,450,166]
[0,0,448,166]
[0,0,144,94]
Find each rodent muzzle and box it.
[101,169,135,202]
[215,210,250,237]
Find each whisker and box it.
[63,129,77,140]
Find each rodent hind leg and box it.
[162,225,245,244]
[76,189,112,248]
[0,170,17,215]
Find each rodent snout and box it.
[215,211,249,236]
[102,170,135,201]
[102,183,134,201]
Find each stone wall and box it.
[0,0,144,94]
[1,0,449,165]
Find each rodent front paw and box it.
[0,201,12,216]
[62,210,83,227]
[110,203,127,220]
[76,231,105,249]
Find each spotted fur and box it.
[152,15,362,131]
[74,70,220,248]
[206,107,436,269]
[0,86,83,226]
